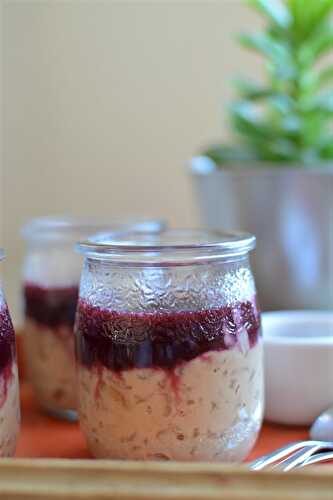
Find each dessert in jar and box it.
[21,217,164,420]
[75,229,264,461]
[0,250,20,456]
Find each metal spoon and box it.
[310,405,333,441]
[249,441,333,470]
[249,407,333,470]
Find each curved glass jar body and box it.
[0,251,20,456]
[75,229,264,462]
[21,217,164,420]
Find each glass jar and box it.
[21,217,164,420]
[0,250,20,456]
[75,229,263,462]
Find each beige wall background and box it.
[3,0,261,323]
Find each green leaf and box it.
[299,27,333,65]
[203,145,256,164]
[300,91,333,114]
[239,33,288,60]
[230,102,277,139]
[266,137,299,159]
[297,70,319,96]
[287,0,310,37]
[315,91,333,112]
[304,0,333,35]
[239,33,296,80]
[247,0,291,29]
[281,115,302,133]
[234,79,275,99]
[318,137,333,158]
[288,0,333,40]
[268,94,295,114]
[318,65,333,87]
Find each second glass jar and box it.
[75,229,264,461]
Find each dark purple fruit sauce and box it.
[75,299,260,372]
[24,284,79,329]
[0,305,16,375]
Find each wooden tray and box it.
[1,458,333,499]
[12,337,333,499]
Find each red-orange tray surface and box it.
[16,382,310,461]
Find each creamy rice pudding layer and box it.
[78,342,263,461]
[23,284,78,413]
[0,364,20,457]
[24,319,76,411]
[0,301,20,456]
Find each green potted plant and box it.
[190,0,333,311]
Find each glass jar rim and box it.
[76,228,256,264]
[21,216,165,243]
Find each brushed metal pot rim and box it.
[189,155,333,177]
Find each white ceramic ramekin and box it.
[262,311,333,425]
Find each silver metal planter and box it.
[190,157,333,311]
